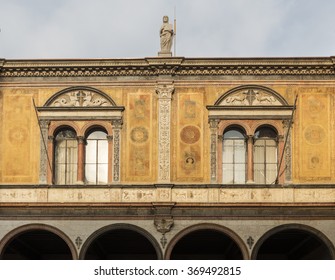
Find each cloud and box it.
[0,0,334,58]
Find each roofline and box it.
[1,56,335,77]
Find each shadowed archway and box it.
[165,224,248,260]
[0,224,77,260]
[252,224,335,260]
[80,224,162,260]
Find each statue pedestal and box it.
[158,51,172,57]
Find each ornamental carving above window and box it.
[214,85,288,106]
[49,90,111,107]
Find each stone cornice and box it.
[0,57,334,77]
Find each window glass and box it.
[222,128,246,184]
[54,129,78,185]
[254,127,277,184]
[85,130,108,184]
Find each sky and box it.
[0,0,335,59]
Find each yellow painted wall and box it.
[1,83,335,185]
[0,88,40,183]
[293,86,335,183]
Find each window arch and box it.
[254,126,278,184]
[54,128,78,185]
[36,86,124,185]
[222,127,247,184]
[85,129,108,185]
[207,85,294,184]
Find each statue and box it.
[159,16,174,56]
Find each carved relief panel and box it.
[48,90,113,107]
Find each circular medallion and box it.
[130,127,148,143]
[180,125,200,144]
[308,97,324,115]
[8,127,28,144]
[304,125,326,145]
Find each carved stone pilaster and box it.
[156,84,174,182]
[112,119,122,183]
[283,119,292,183]
[39,120,50,185]
[209,119,219,183]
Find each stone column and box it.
[277,134,285,184]
[77,136,85,184]
[107,135,113,184]
[39,120,50,185]
[209,119,219,184]
[112,119,122,183]
[156,84,174,183]
[47,135,54,185]
[247,135,254,184]
[283,120,292,184]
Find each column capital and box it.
[209,119,220,129]
[39,120,50,130]
[77,136,85,144]
[112,119,123,129]
[155,84,174,99]
[278,135,285,142]
[247,135,254,143]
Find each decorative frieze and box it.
[1,57,335,77]
[156,84,174,182]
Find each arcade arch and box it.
[165,224,249,260]
[80,224,162,260]
[0,224,77,260]
[252,224,335,260]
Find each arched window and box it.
[85,130,108,184]
[222,128,246,184]
[54,129,78,185]
[254,127,278,184]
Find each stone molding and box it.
[1,57,335,77]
